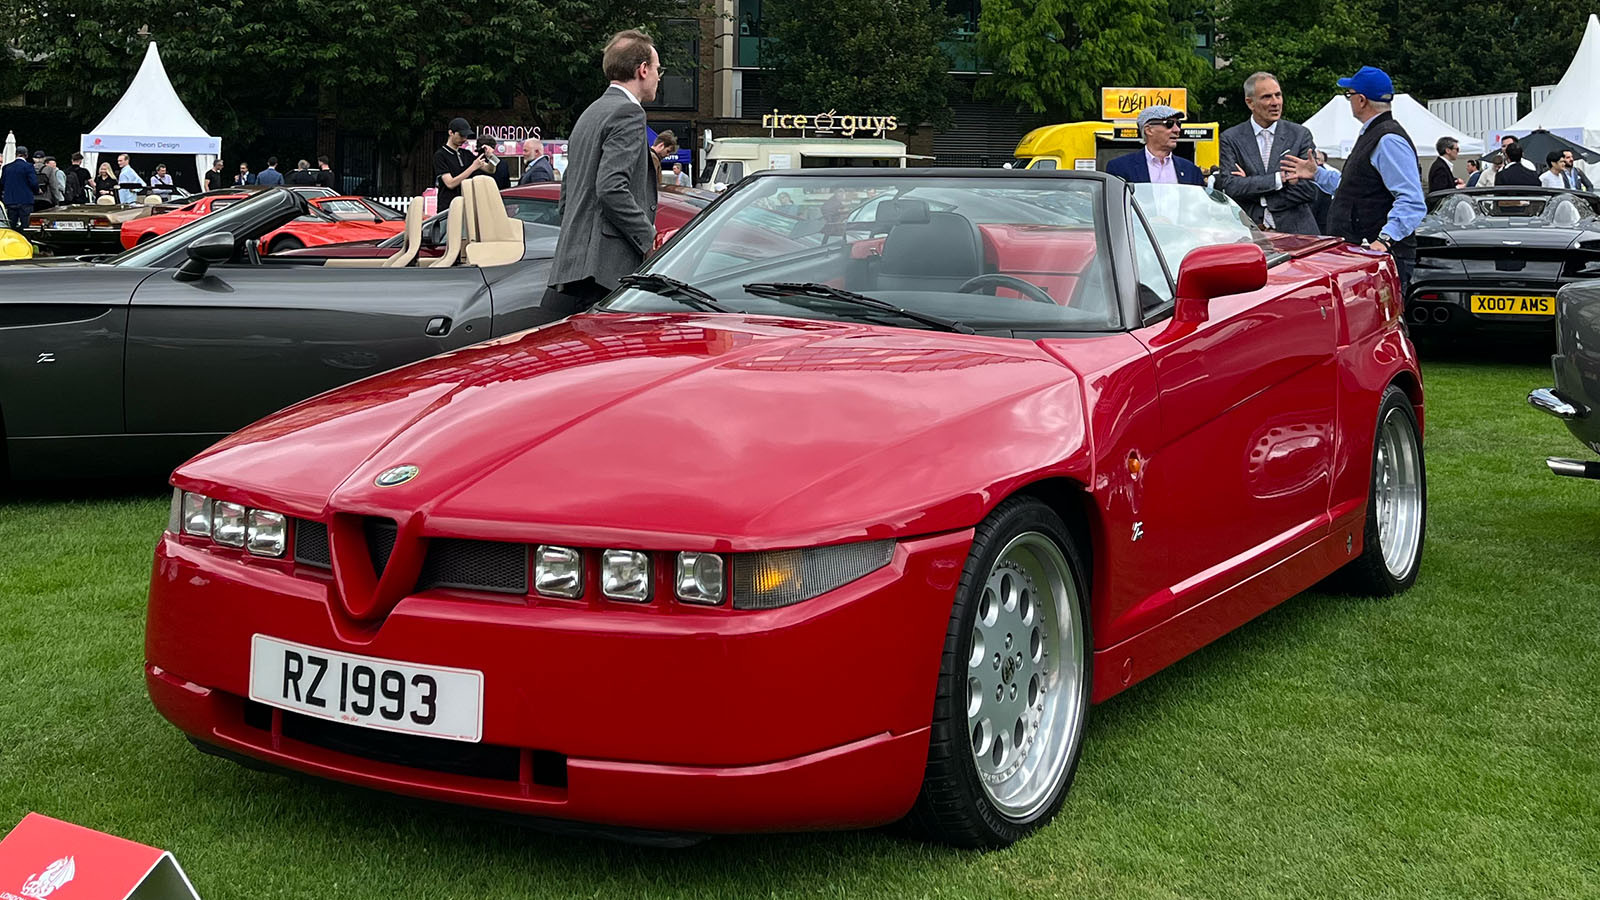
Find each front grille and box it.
[244,700,533,782]
[294,519,331,568]
[365,518,398,574]
[418,539,529,594]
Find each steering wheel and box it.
[957,273,1056,305]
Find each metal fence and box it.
[1427,93,1519,144]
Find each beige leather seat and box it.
[464,177,524,267]
[424,196,468,268]
[95,196,117,206]
[381,201,426,268]
[141,194,163,206]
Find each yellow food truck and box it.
[1011,88,1220,174]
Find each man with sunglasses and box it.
[1282,66,1425,287]
[1105,105,1205,186]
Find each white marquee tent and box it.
[1508,14,1600,150]
[80,42,220,182]
[1304,93,1485,160]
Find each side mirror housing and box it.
[175,232,234,282]
[1173,243,1269,323]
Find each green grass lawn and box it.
[4,348,1598,899]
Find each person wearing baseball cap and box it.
[1281,66,1425,286]
[435,116,494,213]
[1105,105,1205,186]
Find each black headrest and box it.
[874,197,930,226]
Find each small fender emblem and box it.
[36,352,55,364]
[1131,521,1144,542]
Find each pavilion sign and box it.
[762,110,900,139]
[1101,88,1188,120]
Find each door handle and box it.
[424,316,452,336]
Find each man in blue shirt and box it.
[1282,66,1425,287]
[2,145,39,228]
[115,153,146,204]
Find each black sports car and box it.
[0,183,559,479]
[1408,187,1600,334]
[1531,281,1600,479]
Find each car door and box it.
[1127,192,1338,604]
[123,262,494,438]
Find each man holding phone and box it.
[1215,71,1320,234]
[435,117,494,213]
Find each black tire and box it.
[1340,384,1426,595]
[270,237,303,254]
[904,495,1092,849]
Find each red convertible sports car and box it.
[121,186,342,249]
[146,171,1426,848]
[257,196,407,255]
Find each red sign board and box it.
[0,814,200,900]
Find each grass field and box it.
[4,345,1598,899]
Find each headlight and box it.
[675,552,725,605]
[601,549,651,602]
[181,492,213,537]
[246,509,287,557]
[732,541,895,610]
[212,501,247,547]
[535,545,584,598]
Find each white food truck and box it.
[701,137,925,190]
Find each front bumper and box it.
[145,529,972,833]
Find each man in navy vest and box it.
[1281,66,1425,287]
[1105,106,1205,186]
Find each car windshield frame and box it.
[601,168,1134,335]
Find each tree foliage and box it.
[761,0,957,129]
[976,0,1207,120]
[14,0,693,156]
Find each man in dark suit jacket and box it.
[1105,105,1206,186]
[541,29,662,320]
[1428,137,1462,192]
[1215,72,1321,234]
[1495,143,1540,186]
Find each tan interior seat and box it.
[464,176,524,267]
[141,194,163,206]
[424,195,468,268]
[95,196,116,206]
[381,201,426,268]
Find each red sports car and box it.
[146,172,1426,848]
[257,196,407,255]
[275,182,708,261]
[120,193,249,249]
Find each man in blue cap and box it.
[1281,66,1425,286]
[1105,105,1205,185]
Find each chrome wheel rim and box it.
[1375,407,1424,579]
[966,532,1085,821]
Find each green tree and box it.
[761,0,957,129]
[977,0,1208,120]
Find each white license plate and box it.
[50,221,87,231]
[248,635,483,743]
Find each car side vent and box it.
[417,539,529,594]
[294,519,331,568]
[364,518,399,575]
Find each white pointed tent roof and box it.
[80,42,220,156]
[1304,93,1484,159]
[1510,14,1600,149]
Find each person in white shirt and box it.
[1540,151,1569,189]
[150,163,174,198]
[116,153,145,204]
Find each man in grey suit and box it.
[1214,72,1321,235]
[540,29,662,320]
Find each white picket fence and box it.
[372,195,414,213]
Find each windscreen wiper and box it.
[741,282,975,334]
[618,273,734,312]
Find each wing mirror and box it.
[175,232,235,282]
[1173,243,1269,323]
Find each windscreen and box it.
[604,174,1122,332]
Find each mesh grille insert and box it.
[418,539,529,594]
[244,700,523,782]
[294,519,331,568]
[364,518,398,575]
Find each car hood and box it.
[177,314,1094,550]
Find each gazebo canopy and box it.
[1508,14,1600,151]
[1305,93,1485,159]
[81,42,220,158]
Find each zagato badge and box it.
[375,465,419,487]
